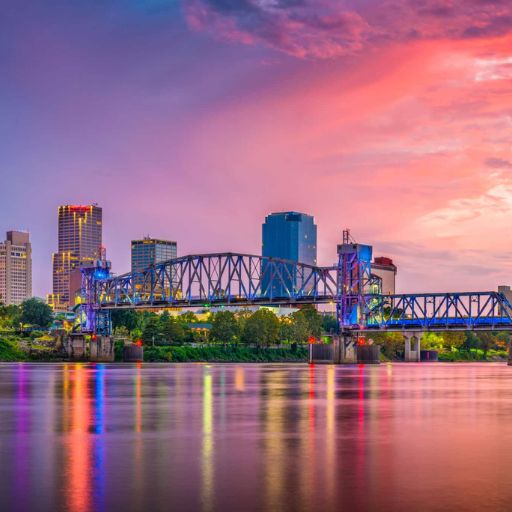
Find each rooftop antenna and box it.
[343,229,356,245]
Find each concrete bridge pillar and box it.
[404,332,421,362]
[66,334,87,361]
[335,333,357,364]
[508,341,512,366]
[90,336,115,362]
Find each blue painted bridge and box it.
[80,249,512,335]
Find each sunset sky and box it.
[1,0,512,297]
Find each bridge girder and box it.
[83,252,512,334]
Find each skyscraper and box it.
[48,204,102,311]
[262,212,317,264]
[261,212,317,297]
[131,237,177,274]
[0,231,32,305]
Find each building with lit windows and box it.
[262,212,317,297]
[48,204,102,311]
[0,231,32,305]
[131,237,177,274]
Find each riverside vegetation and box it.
[0,300,509,362]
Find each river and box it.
[1,362,512,511]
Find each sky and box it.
[1,0,512,297]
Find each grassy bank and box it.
[142,345,309,363]
[0,337,25,361]
[437,348,507,362]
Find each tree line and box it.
[369,330,510,359]
[0,298,53,330]
[112,306,325,346]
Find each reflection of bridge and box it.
[80,241,512,347]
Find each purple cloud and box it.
[183,0,512,58]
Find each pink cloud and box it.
[169,33,512,292]
[183,0,512,59]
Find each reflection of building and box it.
[262,212,317,297]
[131,237,177,274]
[0,231,32,305]
[49,204,102,311]
[371,257,397,295]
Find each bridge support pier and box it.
[332,333,357,364]
[404,332,421,362]
[90,336,115,362]
[65,333,87,361]
[508,342,512,366]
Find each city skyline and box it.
[2,2,512,297]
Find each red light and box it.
[91,334,97,341]
[357,337,366,346]
[308,336,316,344]
[135,339,143,347]
[69,205,91,212]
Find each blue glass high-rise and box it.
[261,212,317,298]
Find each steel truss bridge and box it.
[81,251,512,335]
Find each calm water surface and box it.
[1,362,512,512]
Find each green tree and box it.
[441,331,465,351]
[289,312,311,343]
[322,314,338,334]
[279,317,294,342]
[210,311,240,343]
[160,315,185,345]
[177,311,199,324]
[141,316,161,345]
[20,298,52,328]
[368,332,404,360]
[464,331,480,350]
[0,304,21,329]
[242,309,280,347]
[114,325,130,338]
[478,332,495,358]
[495,331,510,350]
[111,309,139,332]
[296,305,322,337]
[421,332,444,350]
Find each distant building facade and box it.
[371,256,397,295]
[0,231,32,305]
[131,237,177,275]
[262,212,317,297]
[48,204,102,311]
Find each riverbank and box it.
[1,335,509,362]
[138,345,309,362]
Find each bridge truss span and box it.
[82,250,512,335]
[96,252,340,309]
[364,291,512,331]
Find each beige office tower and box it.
[48,204,102,311]
[0,231,32,305]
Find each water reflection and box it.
[264,370,286,511]
[2,363,512,511]
[202,366,214,512]
[68,364,91,512]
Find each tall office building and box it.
[262,212,317,264]
[0,231,32,305]
[48,204,102,311]
[131,237,177,274]
[262,212,317,296]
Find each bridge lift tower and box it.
[337,229,381,331]
[79,259,112,336]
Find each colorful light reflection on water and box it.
[0,363,512,511]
